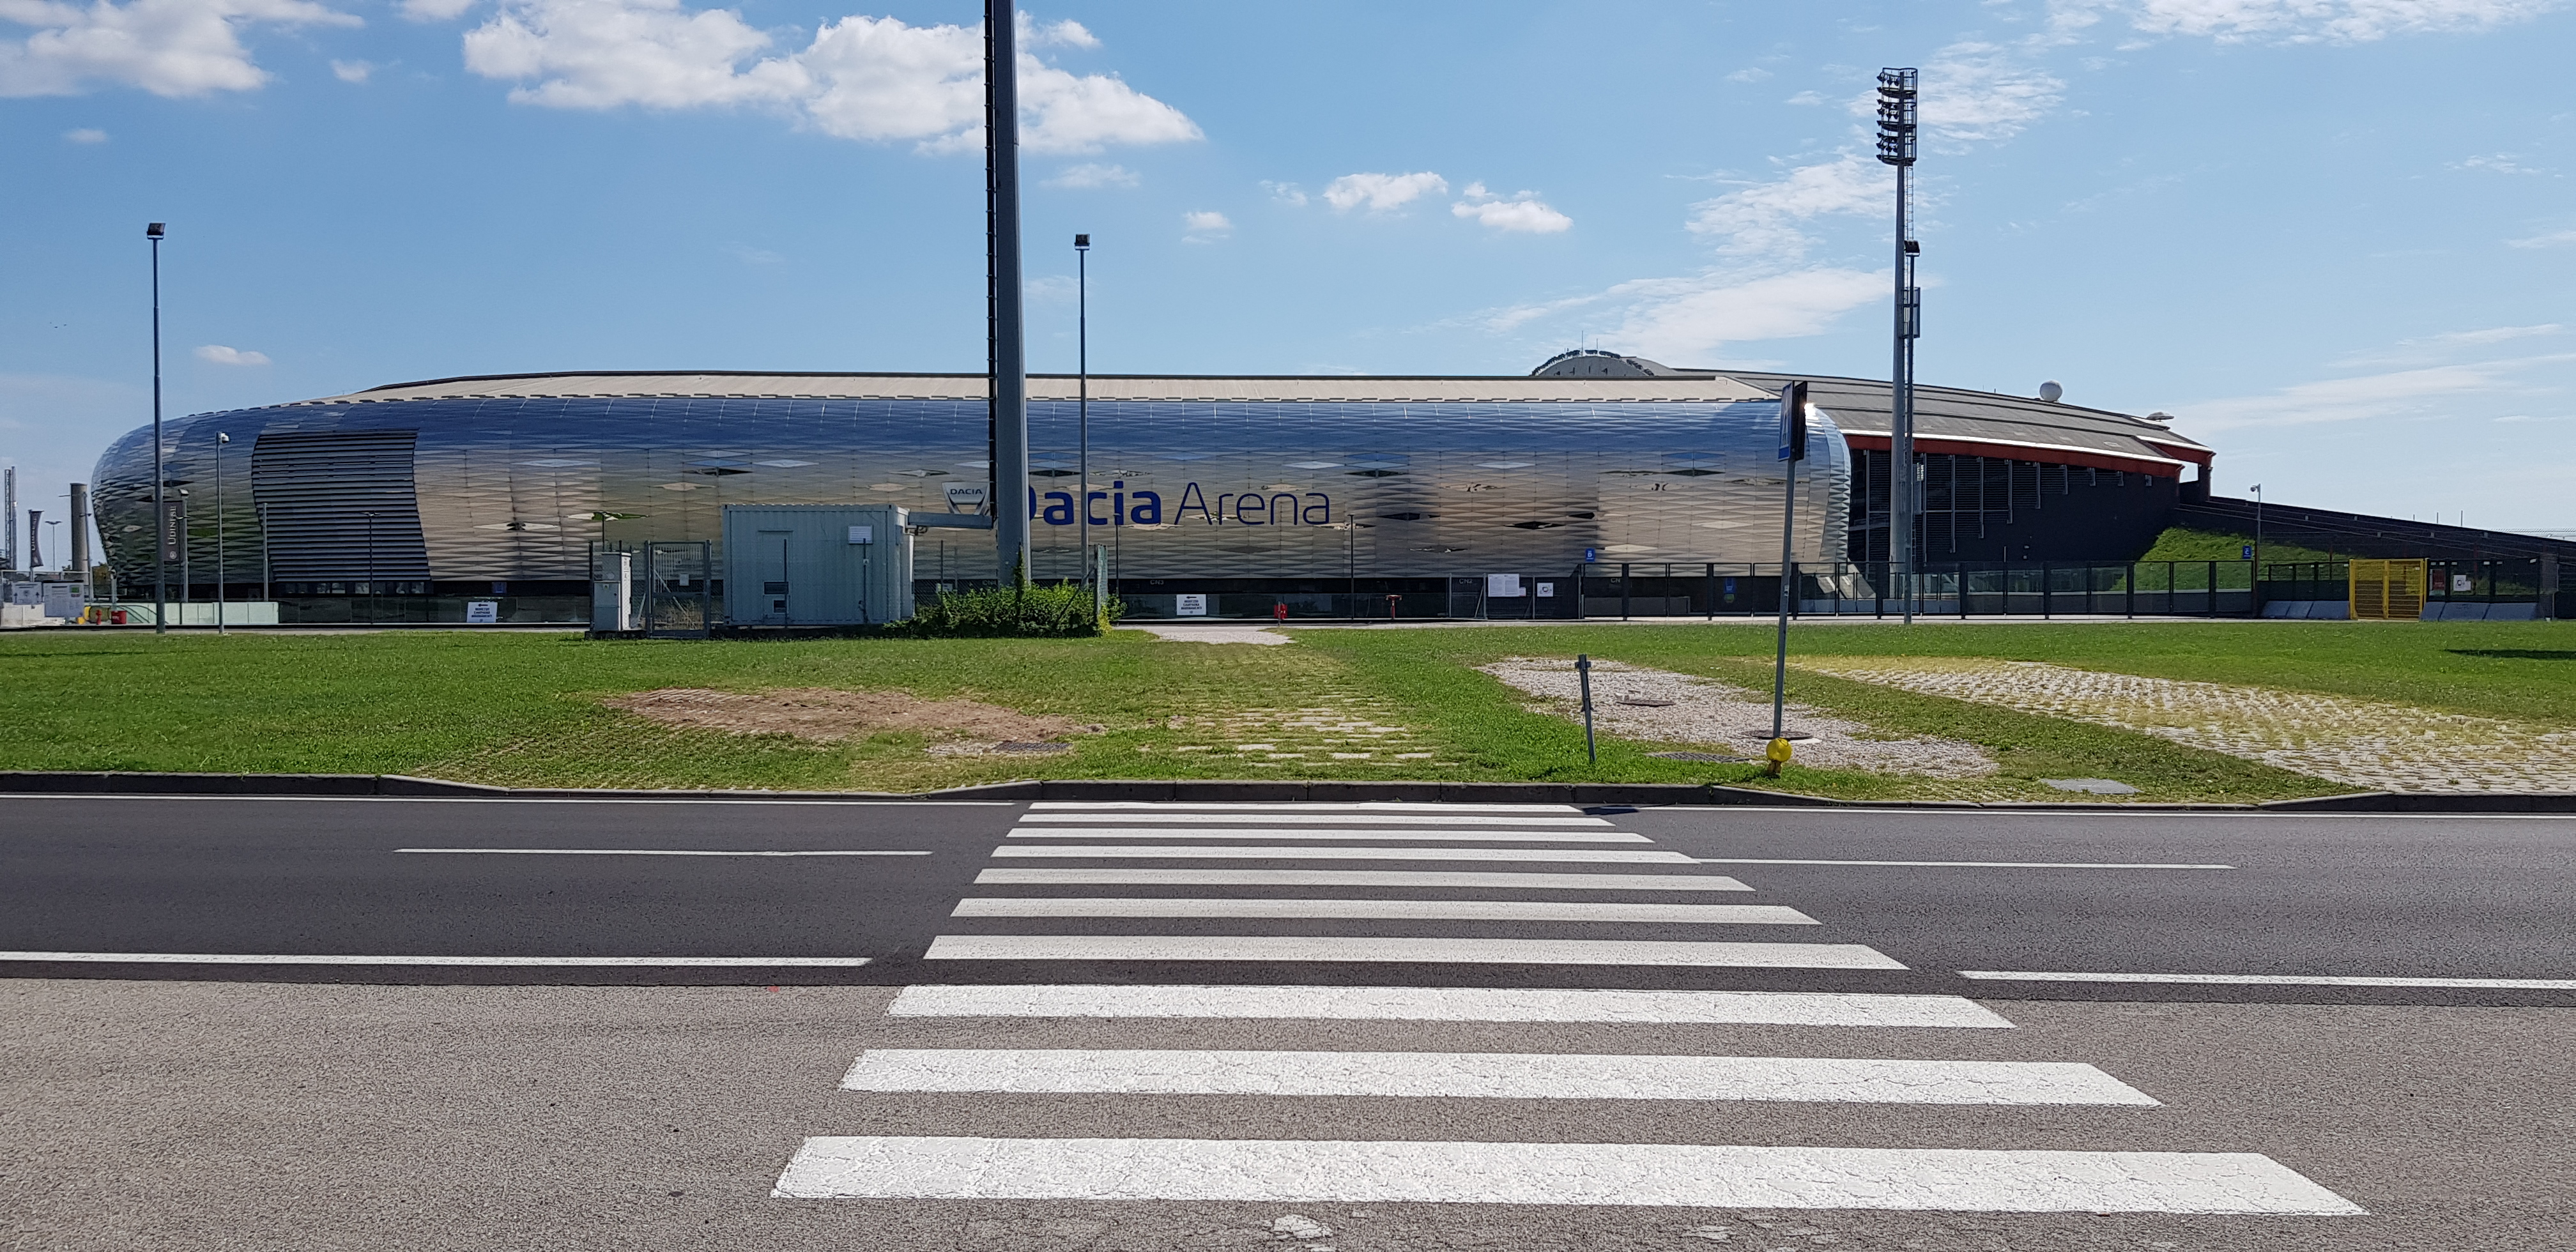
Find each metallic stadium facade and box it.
[88,353,2212,623]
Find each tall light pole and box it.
[1075,233,1091,593]
[1876,69,1920,623]
[985,0,1030,588]
[215,431,229,634]
[148,222,167,634]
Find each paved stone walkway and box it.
[1481,658,1997,779]
[1800,657,2576,794]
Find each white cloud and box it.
[194,344,271,365]
[2178,353,2576,433]
[1021,14,1094,49]
[61,125,106,141]
[1726,66,1770,82]
[1848,40,2065,147]
[2457,153,2545,174]
[2508,229,2576,248]
[1322,171,1446,213]
[1,0,362,98]
[1046,161,1135,188]
[1603,266,1886,362]
[1784,89,1824,105]
[1261,179,1306,206]
[1181,210,1230,238]
[2094,0,2567,44]
[721,240,780,264]
[1452,183,1571,234]
[462,2,1199,154]
[1685,155,1887,259]
[330,56,369,80]
[400,0,477,19]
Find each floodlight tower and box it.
[985,0,1030,586]
[1876,68,1920,622]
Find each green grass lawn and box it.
[2,619,2568,798]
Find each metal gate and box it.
[640,541,712,637]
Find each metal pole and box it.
[148,224,165,635]
[215,432,227,633]
[1575,653,1597,765]
[1772,473,1797,744]
[986,0,1030,587]
[1075,234,1089,593]
[1877,68,1919,625]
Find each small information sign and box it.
[464,600,500,625]
[847,525,874,546]
[1175,593,1208,616]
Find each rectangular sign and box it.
[1537,582,1555,599]
[158,502,184,564]
[42,584,82,618]
[945,484,988,512]
[848,525,874,546]
[1175,593,1208,616]
[1485,574,1524,598]
[464,600,500,625]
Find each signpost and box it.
[1768,381,1809,768]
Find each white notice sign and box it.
[465,600,500,625]
[848,525,874,545]
[1175,593,1208,616]
[42,583,82,618]
[1537,582,1556,599]
[1485,574,1524,598]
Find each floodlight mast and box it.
[1876,68,1920,623]
[985,0,1029,586]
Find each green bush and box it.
[901,581,1122,637]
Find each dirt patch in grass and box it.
[603,687,1090,752]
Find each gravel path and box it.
[1479,658,1996,779]
[1802,657,2576,794]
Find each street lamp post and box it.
[147,222,166,635]
[1876,69,1920,623]
[215,431,229,634]
[1075,233,1091,600]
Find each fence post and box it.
[2042,563,2052,619]
[1706,561,1715,621]
[1621,563,1631,620]
[2207,560,2218,616]
[2126,563,2135,618]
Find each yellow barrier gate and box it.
[2349,558,2426,621]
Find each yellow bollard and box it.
[1763,737,1793,778]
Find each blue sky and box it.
[6,0,2573,536]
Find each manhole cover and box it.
[1648,751,1741,763]
[1617,698,1676,707]
[994,741,1072,754]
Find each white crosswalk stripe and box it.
[770,800,2360,1220]
[949,897,1818,924]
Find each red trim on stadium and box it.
[1840,432,2191,478]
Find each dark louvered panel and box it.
[251,430,432,581]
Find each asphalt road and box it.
[4,795,2572,1251]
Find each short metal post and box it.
[1705,561,1715,621]
[1620,563,1631,620]
[1575,653,1597,765]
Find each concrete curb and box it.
[3,770,2571,813]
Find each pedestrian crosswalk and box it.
[769,800,2363,1223]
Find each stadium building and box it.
[91,352,2219,623]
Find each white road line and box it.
[839,1049,2152,1105]
[1029,802,1583,813]
[1962,970,2576,991]
[0,951,871,966]
[1695,858,2235,869]
[950,898,1816,924]
[772,1137,2365,1214]
[887,984,2013,1027]
[972,868,1752,891]
[921,935,1905,969]
[990,846,1698,864]
[395,848,931,857]
[1006,828,1652,843]
[1016,813,1613,827]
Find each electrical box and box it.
[592,551,634,632]
[721,504,914,627]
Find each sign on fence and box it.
[1175,593,1208,616]
[465,600,500,625]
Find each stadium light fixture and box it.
[1876,68,1920,623]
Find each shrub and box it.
[901,581,1123,638]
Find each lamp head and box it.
[146,222,164,238]
[1074,233,1090,249]
[218,432,230,445]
